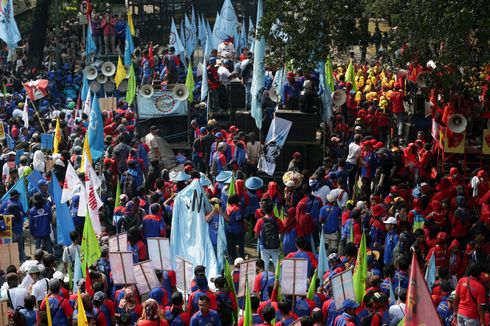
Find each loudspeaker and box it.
[229,82,245,109]
[235,111,259,134]
[275,142,323,173]
[275,110,317,142]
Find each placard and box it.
[0,123,5,140]
[99,97,117,112]
[15,149,24,165]
[175,256,193,294]
[0,215,13,244]
[40,133,54,150]
[331,269,355,311]
[0,243,20,269]
[147,237,171,270]
[0,300,8,326]
[109,252,137,284]
[108,233,128,252]
[281,259,308,296]
[45,159,54,173]
[133,261,161,295]
[238,259,257,297]
[443,130,465,154]
[5,134,14,150]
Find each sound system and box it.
[229,82,246,109]
[275,110,317,143]
[405,114,432,142]
[137,116,188,142]
[235,111,260,134]
[275,142,323,173]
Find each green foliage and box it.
[258,0,367,70]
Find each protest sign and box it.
[331,269,355,310]
[0,243,19,270]
[175,256,193,295]
[0,215,13,244]
[40,133,54,150]
[133,261,161,295]
[281,259,308,296]
[238,259,257,297]
[15,149,24,165]
[147,237,171,270]
[108,232,128,252]
[109,252,137,284]
[99,97,117,112]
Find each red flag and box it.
[23,79,49,101]
[85,0,93,19]
[149,43,155,68]
[405,252,442,326]
[85,267,94,296]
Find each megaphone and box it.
[139,84,154,98]
[84,65,98,80]
[104,81,115,93]
[101,62,116,76]
[118,80,128,92]
[447,114,467,134]
[416,71,428,88]
[396,69,408,78]
[172,84,189,101]
[96,73,108,84]
[331,90,346,106]
[89,81,101,93]
[269,87,278,103]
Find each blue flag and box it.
[169,18,185,56]
[218,0,238,40]
[81,74,89,102]
[318,61,334,121]
[191,7,198,49]
[425,251,436,291]
[318,227,329,281]
[48,173,75,246]
[0,0,21,48]
[198,15,206,46]
[217,215,228,273]
[239,18,247,52]
[206,19,213,47]
[212,12,223,49]
[201,38,210,101]
[88,93,104,161]
[250,0,265,130]
[184,14,195,58]
[124,24,134,66]
[86,20,97,57]
[0,177,28,212]
[26,169,43,193]
[248,18,255,51]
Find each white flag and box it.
[61,162,81,203]
[83,92,91,121]
[22,97,29,128]
[82,152,102,233]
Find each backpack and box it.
[216,292,234,326]
[360,311,381,326]
[260,217,280,249]
[12,307,26,326]
[411,209,425,231]
[122,173,136,198]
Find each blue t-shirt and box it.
[19,308,36,326]
[208,213,219,245]
[319,205,341,234]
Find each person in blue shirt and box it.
[206,198,222,254]
[437,287,455,326]
[225,194,245,261]
[282,72,302,109]
[394,257,410,290]
[142,203,166,240]
[2,189,26,262]
[334,299,360,325]
[189,295,222,326]
[383,217,399,266]
[29,192,53,254]
[253,259,275,301]
[319,194,342,251]
[19,295,37,326]
[114,15,126,50]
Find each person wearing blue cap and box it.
[333,299,359,325]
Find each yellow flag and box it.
[114,56,127,88]
[127,11,135,36]
[77,290,88,326]
[53,118,61,153]
[45,295,53,326]
[79,132,93,173]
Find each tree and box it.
[258,0,368,70]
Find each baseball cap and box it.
[383,216,398,225]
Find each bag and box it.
[12,307,26,326]
[360,311,380,326]
[217,294,234,326]
[411,209,425,231]
[122,173,136,198]
[260,218,280,249]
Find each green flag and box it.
[126,64,137,105]
[273,204,279,218]
[224,259,238,323]
[274,254,283,302]
[226,176,236,208]
[114,178,121,209]
[353,232,367,303]
[325,57,335,92]
[80,211,101,270]
[307,269,317,300]
[345,60,357,91]
[397,318,405,326]
[243,281,252,326]
[185,63,195,103]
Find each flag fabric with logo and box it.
[53,118,61,154]
[218,0,238,40]
[250,0,265,130]
[405,252,442,326]
[200,38,210,101]
[318,60,333,121]
[325,57,335,93]
[88,93,104,161]
[124,23,134,66]
[86,20,97,57]
[239,18,247,53]
[126,64,136,104]
[318,227,329,281]
[248,18,255,51]
[114,56,126,88]
[307,269,317,300]
[425,251,436,291]
[23,80,49,101]
[0,176,28,211]
[353,232,367,303]
[191,6,197,49]
[80,210,101,270]
[169,18,185,56]
[184,14,195,57]
[22,97,29,128]
[77,290,89,326]
[0,0,21,48]
[49,173,76,245]
[83,90,91,120]
[185,63,195,103]
[61,162,80,204]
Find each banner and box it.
[237,259,257,297]
[147,237,171,270]
[137,89,188,119]
[109,252,137,284]
[40,133,54,150]
[23,80,49,101]
[331,269,355,310]
[281,259,308,296]
[0,215,13,244]
[133,261,161,295]
[0,243,19,269]
[258,117,293,176]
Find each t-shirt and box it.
[32,278,49,302]
[62,244,80,264]
[217,66,233,85]
[312,185,331,205]
[3,287,28,310]
[346,142,361,166]
[455,276,486,320]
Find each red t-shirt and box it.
[137,320,169,326]
[455,276,486,320]
[254,216,284,237]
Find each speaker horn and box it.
[447,114,467,134]
[416,71,428,88]
[269,87,278,103]
[89,81,101,93]
[101,62,116,76]
[118,80,128,92]
[84,65,98,80]
[139,84,154,98]
[172,84,189,101]
[104,81,115,93]
[96,73,108,84]
[331,89,346,106]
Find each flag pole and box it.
[30,101,47,133]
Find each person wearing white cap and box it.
[383,217,399,266]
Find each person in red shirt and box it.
[426,232,448,268]
[136,299,169,326]
[164,292,191,325]
[390,86,406,138]
[39,279,73,325]
[454,262,487,325]
[254,199,284,270]
[257,305,276,326]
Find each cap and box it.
[94,291,107,303]
[326,194,336,203]
[343,298,360,309]
[54,159,65,167]
[216,171,233,183]
[234,257,244,266]
[28,265,40,274]
[245,177,263,190]
[199,127,207,134]
[172,171,190,182]
[48,278,60,288]
[215,132,223,138]
[328,253,339,261]
[383,216,398,225]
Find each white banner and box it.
[258,117,293,176]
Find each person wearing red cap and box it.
[282,72,302,109]
[426,232,448,268]
[369,204,386,249]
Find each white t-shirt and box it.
[218,66,233,85]
[62,244,80,264]
[217,42,235,59]
[2,287,28,310]
[329,188,348,209]
[346,142,361,166]
[312,185,331,205]
[389,303,406,324]
[31,278,49,302]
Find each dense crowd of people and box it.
[0,3,488,326]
